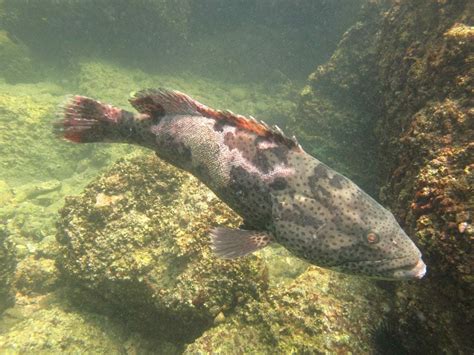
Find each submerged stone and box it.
[186,267,389,354]
[56,153,268,343]
[291,0,473,352]
[0,290,177,354]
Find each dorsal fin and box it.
[129,88,301,150]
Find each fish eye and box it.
[366,232,379,244]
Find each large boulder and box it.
[56,153,268,343]
[186,267,389,354]
[293,0,473,352]
[0,289,177,353]
[291,3,387,195]
[374,1,473,352]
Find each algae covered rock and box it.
[186,267,389,354]
[0,308,123,353]
[56,153,268,342]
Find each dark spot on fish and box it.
[223,131,236,149]
[213,120,226,132]
[329,174,344,189]
[269,146,289,164]
[227,166,271,229]
[253,152,271,173]
[278,204,323,229]
[313,164,328,179]
[269,177,288,190]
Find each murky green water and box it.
[0,0,472,353]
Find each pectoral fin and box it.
[210,227,272,259]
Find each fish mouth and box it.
[334,256,427,280]
[393,258,427,280]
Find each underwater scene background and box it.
[0,0,472,353]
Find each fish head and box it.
[320,208,426,280]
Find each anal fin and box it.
[210,227,272,259]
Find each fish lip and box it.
[333,255,427,280]
[402,258,427,279]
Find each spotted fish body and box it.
[56,89,426,280]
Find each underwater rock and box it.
[0,226,16,314]
[0,309,122,353]
[0,290,177,353]
[374,1,473,352]
[14,256,59,295]
[186,267,389,354]
[56,153,268,343]
[295,0,472,352]
[291,2,387,195]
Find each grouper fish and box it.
[55,89,426,280]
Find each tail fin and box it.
[54,95,125,143]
